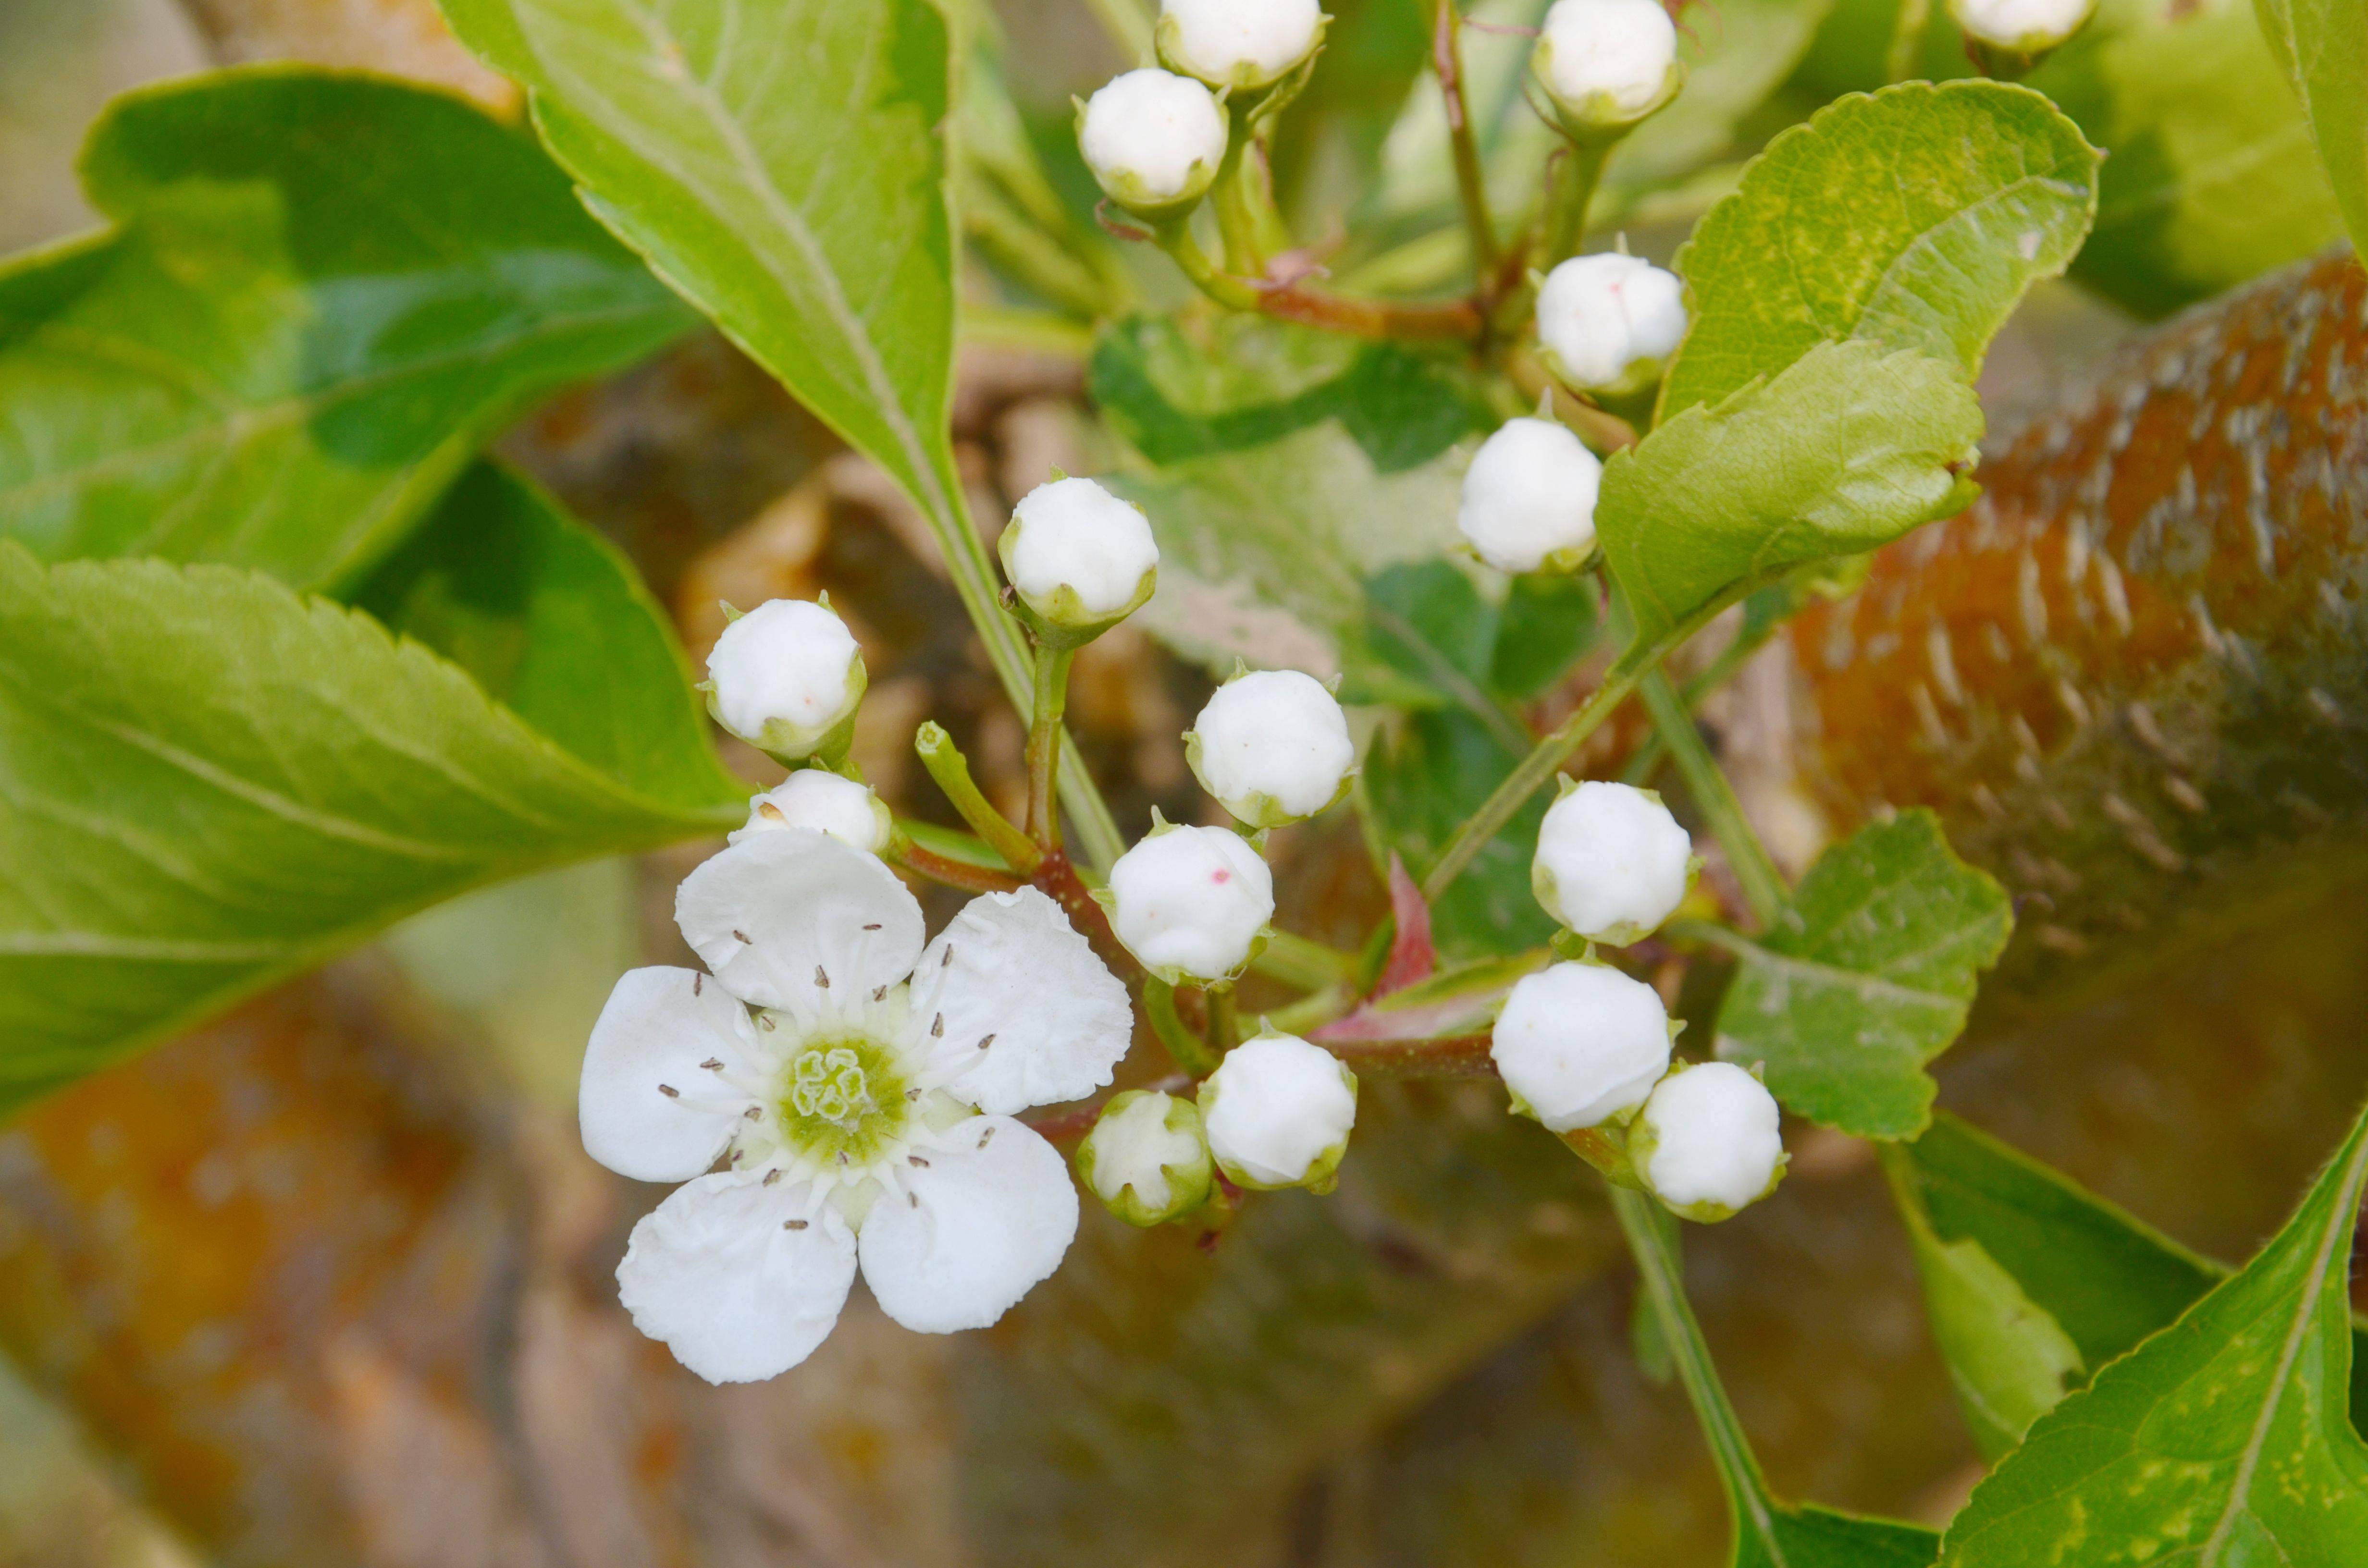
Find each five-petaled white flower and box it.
[580,831,1132,1383]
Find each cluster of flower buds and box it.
[1490,780,1785,1220]
[1158,0,1329,90]
[703,596,866,766]
[1103,817,1275,984]
[1075,1089,1214,1226]
[1000,474,1162,646]
[1537,252,1689,402]
[1456,414,1605,574]
[1533,0,1683,141]
[1184,666,1356,829]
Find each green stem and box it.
[1024,642,1076,855]
[1082,0,1154,62]
[1212,99,1268,276]
[1156,220,1266,310]
[914,721,1040,874]
[1618,615,1787,786]
[1144,978,1221,1078]
[1419,643,1649,903]
[1207,984,1241,1054]
[1635,667,1788,928]
[1255,929,1361,989]
[1610,1184,1786,1556]
[1431,0,1499,278]
[1541,137,1612,269]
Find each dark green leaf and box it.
[1339,560,1597,721]
[439,0,969,566]
[350,462,741,808]
[1598,340,1983,652]
[0,543,738,1116]
[2032,0,2342,317]
[1939,1098,2368,1566]
[2254,0,2368,254]
[1899,1112,2368,1438]
[1091,314,1490,475]
[0,67,692,587]
[1708,810,2013,1139]
[1740,1507,1940,1568]
[1661,80,2099,420]
[1360,708,1559,960]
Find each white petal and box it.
[580,967,758,1183]
[905,887,1133,1115]
[857,1116,1077,1334]
[676,831,925,1012]
[617,1173,856,1384]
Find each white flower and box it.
[1078,69,1229,216]
[1158,0,1327,89]
[580,833,1132,1382]
[1532,780,1693,944]
[1536,253,1688,397]
[729,770,892,856]
[1185,668,1355,828]
[1948,0,2097,50]
[1534,0,1681,134]
[1075,1090,1213,1226]
[1490,960,1672,1131]
[1457,417,1604,574]
[999,475,1161,639]
[1104,821,1275,982]
[1199,1031,1358,1190]
[704,599,865,762]
[1633,1061,1787,1222]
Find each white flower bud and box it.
[728,770,892,856]
[703,599,865,762]
[1633,1061,1787,1222]
[999,475,1161,643]
[1536,253,1688,398]
[1532,780,1694,944]
[1490,960,1673,1131]
[1947,0,2097,51]
[1104,821,1275,982]
[1199,1031,1358,1191]
[1456,417,1604,575]
[1534,0,1681,136]
[1184,668,1355,828]
[1158,0,1327,90]
[1075,1090,1213,1226]
[1078,69,1229,218]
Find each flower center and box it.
[775,1034,909,1167]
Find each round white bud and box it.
[703,598,865,762]
[1633,1061,1787,1222]
[1456,417,1604,575]
[1490,961,1673,1131]
[1185,669,1355,828]
[1536,253,1688,398]
[1075,1090,1214,1226]
[1534,0,1681,135]
[1948,0,2097,50]
[1104,822,1275,982]
[1199,1031,1358,1191]
[1078,69,1229,216]
[1158,0,1327,90]
[728,770,892,856]
[1532,780,1693,944]
[999,475,1161,641]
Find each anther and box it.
[942,945,953,967]
[692,973,703,996]
[784,1218,808,1230]
[863,922,883,931]
[700,1057,723,1071]
[733,929,751,944]
[815,965,830,989]
[657,1084,680,1098]
[759,1014,777,1030]
[978,1033,997,1050]
[744,1106,762,1120]
[873,986,888,1001]
[762,1169,783,1186]
[979,1126,997,1147]
[758,802,786,821]
[931,1013,944,1037]
[908,1191,920,1207]
[910,1154,930,1167]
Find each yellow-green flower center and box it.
[777,1035,909,1165]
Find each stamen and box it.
[700,1058,723,1071]
[978,1126,996,1148]
[657,1084,680,1098]
[873,986,888,1002]
[692,973,703,996]
[906,1088,922,1101]
[732,929,751,945]
[908,1191,919,1207]
[815,965,830,989]
[744,1106,762,1120]
[931,1013,944,1037]
[942,945,953,967]
[837,1152,849,1165]
[977,1033,997,1050]
[762,1169,783,1186]
[909,1154,930,1167]
[863,922,883,931]
[759,1014,777,1030]
[758,802,786,821]
[784,1218,808,1230]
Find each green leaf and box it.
[0,542,738,1116]
[1360,707,1560,960]
[2032,0,2343,317]
[2254,0,2368,255]
[0,67,693,588]
[1660,80,2100,420]
[1707,809,2013,1139]
[349,462,742,808]
[1899,1112,2368,1439]
[1739,1507,1940,1568]
[438,0,966,586]
[1598,340,1983,652]
[1091,315,1489,476]
[1939,1098,2368,1567]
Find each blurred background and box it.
[2,2,2365,1565]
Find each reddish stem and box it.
[895,843,1023,894]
